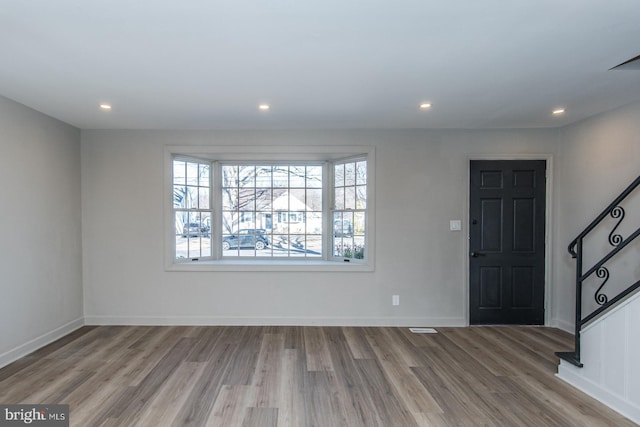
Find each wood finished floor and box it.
[0,326,635,427]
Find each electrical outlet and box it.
[392,295,400,306]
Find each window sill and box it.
[165,259,373,272]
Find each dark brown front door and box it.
[469,160,546,325]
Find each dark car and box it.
[182,223,197,237]
[182,222,210,237]
[223,229,270,250]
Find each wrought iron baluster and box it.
[608,206,625,247]
[594,266,609,305]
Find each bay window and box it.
[165,145,374,271]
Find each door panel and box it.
[513,198,535,251]
[480,199,503,251]
[479,267,502,308]
[512,266,534,307]
[469,160,546,325]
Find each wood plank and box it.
[442,327,521,376]
[0,325,636,427]
[172,332,240,427]
[242,407,278,427]
[222,327,264,386]
[341,327,375,359]
[470,327,558,378]
[20,369,94,404]
[282,326,303,350]
[276,349,302,427]
[354,359,419,427]
[365,330,442,415]
[134,361,205,427]
[301,371,348,427]
[411,366,496,427]
[206,385,257,427]
[124,327,191,386]
[303,327,334,372]
[98,336,197,426]
[379,327,428,368]
[0,357,80,402]
[323,327,385,427]
[252,333,284,409]
[419,331,514,394]
[69,383,126,427]
[396,327,441,349]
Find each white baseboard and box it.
[84,315,466,327]
[0,317,85,369]
[557,362,640,424]
[549,317,574,334]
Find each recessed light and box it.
[99,104,112,110]
[258,104,270,111]
[419,102,432,109]
[552,108,565,115]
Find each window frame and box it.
[330,155,368,262]
[164,145,375,272]
[172,156,215,262]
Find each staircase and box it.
[556,175,640,424]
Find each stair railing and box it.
[557,175,640,368]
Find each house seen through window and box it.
[172,156,368,263]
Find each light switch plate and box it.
[450,220,462,231]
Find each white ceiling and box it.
[1,1,640,130]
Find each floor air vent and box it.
[409,327,438,334]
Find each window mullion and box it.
[325,161,332,261]
[211,160,219,259]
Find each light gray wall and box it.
[552,102,640,331]
[81,128,558,326]
[0,96,83,365]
